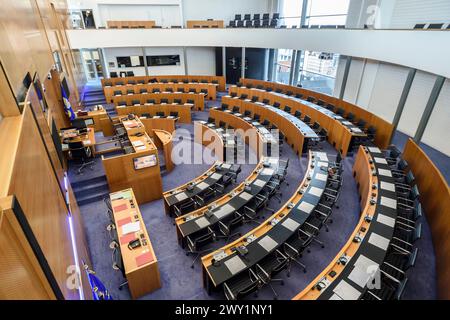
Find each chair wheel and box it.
[186,252,189,256]
[191,265,194,269]
[321,245,325,249]
[274,296,278,300]
[303,269,307,273]
[119,287,123,291]
[307,249,311,253]
[281,281,284,286]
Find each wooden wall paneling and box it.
[153,129,174,172]
[0,196,57,299]
[0,61,20,117]
[7,105,79,299]
[403,139,450,300]
[27,85,65,186]
[0,116,22,197]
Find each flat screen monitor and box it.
[133,154,157,170]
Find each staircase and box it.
[71,175,110,206]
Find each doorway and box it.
[81,49,105,81]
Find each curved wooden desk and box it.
[112,92,204,111]
[140,117,176,135]
[402,139,450,299]
[201,150,330,294]
[104,82,216,102]
[153,129,174,173]
[227,87,364,157]
[102,75,226,92]
[238,78,393,150]
[209,108,280,158]
[220,96,318,155]
[116,104,192,123]
[102,116,163,204]
[295,145,398,300]
[163,161,234,216]
[176,157,278,248]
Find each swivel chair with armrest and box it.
[68,141,95,174]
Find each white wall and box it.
[144,47,185,75]
[421,79,450,155]
[185,47,216,75]
[397,71,436,136]
[102,46,216,76]
[68,0,181,28]
[387,0,450,29]
[182,0,272,24]
[103,47,147,76]
[343,57,365,103]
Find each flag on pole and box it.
[83,261,113,300]
[61,83,76,121]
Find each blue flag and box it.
[83,261,113,300]
[61,83,76,121]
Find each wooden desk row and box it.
[102,116,163,204]
[76,106,107,132]
[226,87,364,157]
[153,129,174,173]
[109,188,160,299]
[295,145,399,300]
[112,92,205,111]
[106,20,155,29]
[209,108,279,159]
[201,151,330,293]
[176,157,278,249]
[194,121,237,162]
[186,20,224,28]
[221,96,319,155]
[60,127,96,155]
[163,161,233,216]
[102,75,226,92]
[240,78,393,150]
[116,104,192,124]
[104,82,217,102]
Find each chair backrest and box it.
[294,110,302,118]
[140,88,147,93]
[245,20,252,27]
[221,103,228,110]
[161,98,168,103]
[273,102,280,108]
[68,141,88,160]
[272,13,280,19]
[237,20,244,27]
[283,106,291,113]
[263,13,270,20]
[141,113,151,118]
[112,246,125,277]
[170,111,179,117]
[156,111,165,117]
[208,117,215,123]
[303,115,311,123]
[146,99,155,104]
[244,14,251,20]
[235,14,241,21]
[232,106,240,112]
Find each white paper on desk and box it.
[82,140,91,146]
[122,221,141,235]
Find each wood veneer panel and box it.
[403,139,450,300]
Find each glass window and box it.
[306,0,350,26]
[274,49,293,84]
[297,51,340,95]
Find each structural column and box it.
[288,50,297,85]
[222,47,226,82]
[142,47,149,76]
[241,47,246,79]
[339,56,352,100]
[413,76,445,142]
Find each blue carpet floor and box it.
[70,89,438,300]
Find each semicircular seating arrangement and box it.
[2,1,449,304]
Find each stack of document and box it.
[122,221,141,235]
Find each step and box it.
[77,192,110,207]
[71,175,107,190]
[73,179,109,199]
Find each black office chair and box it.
[186,227,216,268]
[173,198,197,218]
[336,107,345,116]
[361,274,408,300]
[234,14,242,21]
[242,193,268,224]
[221,103,229,111]
[262,98,270,104]
[255,250,289,299]
[346,112,355,122]
[303,115,312,125]
[243,110,252,117]
[219,120,227,128]
[141,113,151,118]
[194,187,217,207]
[294,110,302,119]
[232,106,240,113]
[283,106,291,113]
[169,111,179,119]
[68,141,94,174]
[273,102,281,109]
[239,93,248,100]
[166,87,173,93]
[223,269,261,300]
[114,90,122,96]
[237,20,244,28]
[326,103,335,112]
[216,212,244,242]
[111,244,128,290]
[160,98,169,104]
[356,118,367,129]
[295,93,303,99]
[245,20,253,28]
[251,95,258,102]
[139,88,147,94]
[177,87,185,93]
[207,117,215,124]
[174,98,182,104]
[366,126,377,142]
[110,72,118,78]
[253,20,261,28]
[152,88,160,93]
[132,99,140,106]
[253,113,261,121]
[261,119,270,127]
